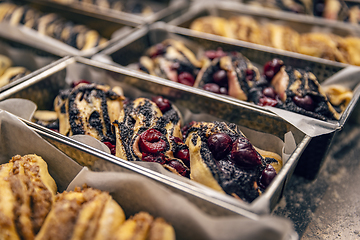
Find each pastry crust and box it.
[114,97,189,177]
[54,83,124,142]
[35,187,126,240]
[195,52,260,101]
[0,154,57,240]
[184,121,282,202]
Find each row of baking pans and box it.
[1,4,360,210]
[3,1,360,60]
[0,1,359,239]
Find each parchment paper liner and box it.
[0,110,297,240]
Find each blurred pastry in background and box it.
[51,0,153,15]
[0,2,108,50]
[138,39,203,86]
[0,54,30,88]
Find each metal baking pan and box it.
[0,110,299,240]
[0,0,140,57]
[170,1,360,37]
[0,56,310,215]
[0,36,61,93]
[95,23,360,179]
[169,1,360,67]
[23,0,190,25]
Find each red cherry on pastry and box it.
[175,149,190,167]
[230,137,262,167]
[167,159,189,177]
[71,80,91,88]
[208,133,233,160]
[245,69,255,81]
[263,58,284,81]
[205,48,227,60]
[151,96,171,113]
[203,83,221,94]
[262,87,277,99]
[258,97,278,107]
[139,129,167,154]
[259,164,277,189]
[103,141,116,155]
[293,95,315,111]
[178,72,195,86]
[213,70,227,86]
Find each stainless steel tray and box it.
[171,1,360,36]
[24,0,190,25]
[0,56,310,215]
[169,1,360,65]
[0,1,140,57]
[96,23,360,179]
[0,36,61,93]
[0,110,299,240]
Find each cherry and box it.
[263,58,284,81]
[170,136,182,144]
[258,97,278,107]
[293,95,315,111]
[174,149,190,168]
[203,83,221,94]
[139,129,167,154]
[259,164,277,189]
[151,96,171,113]
[103,141,116,155]
[262,87,277,99]
[207,133,233,160]
[149,43,166,58]
[213,70,227,86]
[205,48,227,60]
[71,80,91,88]
[178,72,195,86]
[167,159,189,177]
[142,152,166,164]
[230,137,262,167]
[245,69,255,81]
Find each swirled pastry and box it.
[184,121,282,202]
[114,97,190,177]
[261,24,300,52]
[54,83,124,143]
[228,16,263,44]
[35,187,126,240]
[0,66,31,88]
[195,50,261,101]
[189,16,234,38]
[139,39,203,86]
[0,154,57,240]
[0,54,12,76]
[297,33,348,63]
[36,187,175,240]
[0,2,108,50]
[248,58,343,120]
